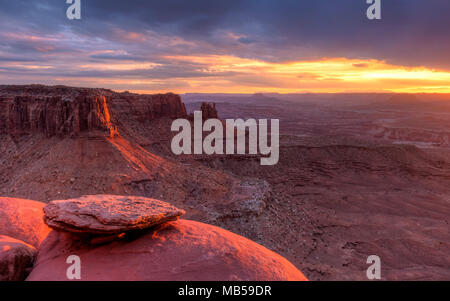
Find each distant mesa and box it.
[186,101,219,122]
[200,102,219,119]
[388,93,420,104]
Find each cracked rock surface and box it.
[43,195,186,234]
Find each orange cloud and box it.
[146,56,450,93]
[112,29,149,43]
[5,53,450,94]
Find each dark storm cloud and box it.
[44,66,238,79]
[0,56,39,62]
[2,0,450,66]
[89,54,148,61]
[71,0,450,67]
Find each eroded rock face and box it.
[109,92,187,122]
[0,235,36,281]
[43,195,186,234]
[200,102,219,119]
[7,95,114,138]
[0,197,51,248]
[27,219,307,281]
[0,85,187,138]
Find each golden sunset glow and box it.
[109,56,450,94]
[10,54,445,94]
[78,62,162,71]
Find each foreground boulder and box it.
[0,235,36,281]
[0,197,51,248]
[27,219,307,281]
[43,195,186,234]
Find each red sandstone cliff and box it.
[0,85,187,138]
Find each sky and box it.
[1,0,450,94]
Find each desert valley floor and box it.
[1,86,449,280]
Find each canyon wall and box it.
[0,85,187,138]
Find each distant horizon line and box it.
[2,83,450,96]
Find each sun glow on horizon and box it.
[3,54,450,94]
[124,56,450,94]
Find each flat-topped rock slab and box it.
[43,195,185,234]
